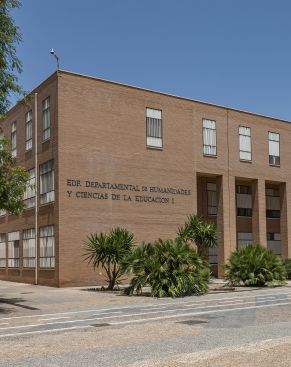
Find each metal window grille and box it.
[146,108,162,148]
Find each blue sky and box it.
[11,0,291,120]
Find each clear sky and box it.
[11,0,291,120]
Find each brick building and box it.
[0,70,290,287]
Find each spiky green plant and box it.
[225,244,287,287]
[283,259,291,280]
[84,227,134,290]
[121,239,210,297]
[177,214,217,257]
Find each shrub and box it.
[84,227,134,290]
[177,214,217,257]
[283,259,291,279]
[122,239,210,297]
[225,244,287,287]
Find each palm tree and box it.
[177,214,217,257]
[84,227,134,290]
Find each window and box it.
[0,234,6,268]
[266,188,280,218]
[268,132,280,166]
[40,160,54,204]
[236,185,252,217]
[207,182,217,216]
[239,126,251,161]
[237,232,252,249]
[208,247,218,265]
[24,168,36,209]
[25,110,33,150]
[202,119,216,156]
[267,232,281,256]
[11,121,17,157]
[7,231,19,268]
[23,229,35,268]
[39,225,55,268]
[146,108,162,148]
[42,97,51,141]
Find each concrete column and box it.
[280,182,291,258]
[216,174,237,278]
[252,179,267,246]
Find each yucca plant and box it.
[84,227,134,290]
[225,244,287,287]
[177,214,217,257]
[121,239,210,297]
[283,259,291,279]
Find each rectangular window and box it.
[237,232,252,249]
[208,247,218,265]
[11,121,17,157]
[268,132,280,166]
[25,110,33,150]
[267,232,281,256]
[24,168,36,209]
[236,185,252,217]
[40,160,54,204]
[207,182,217,216]
[39,225,55,268]
[7,231,19,268]
[42,97,51,141]
[146,108,162,148]
[23,229,35,268]
[0,234,6,268]
[266,188,280,218]
[239,126,251,161]
[202,119,216,156]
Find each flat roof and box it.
[5,69,291,125]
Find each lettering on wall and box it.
[66,179,192,205]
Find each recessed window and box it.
[39,225,55,268]
[268,132,280,166]
[0,234,6,268]
[236,185,252,217]
[40,160,55,205]
[266,188,280,218]
[239,126,251,161]
[24,168,36,209]
[42,97,51,141]
[207,182,217,216]
[23,229,35,268]
[267,232,281,255]
[11,121,17,157]
[7,231,19,268]
[237,232,253,249]
[202,119,216,156]
[146,108,162,148]
[25,110,33,150]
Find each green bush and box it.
[122,239,210,297]
[225,244,287,287]
[84,227,134,290]
[283,259,291,279]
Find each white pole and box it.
[34,93,38,285]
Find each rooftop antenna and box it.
[50,48,60,70]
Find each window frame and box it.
[25,110,33,151]
[239,126,252,162]
[39,160,55,205]
[0,233,6,268]
[11,121,17,157]
[39,225,55,268]
[202,118,217,157]
[42,97,51,142]
[23,228,36,268]
[268,131,280,167]
[146,107,163,149]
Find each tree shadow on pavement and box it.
[0,296,39,314]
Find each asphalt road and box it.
[1,281,291,366]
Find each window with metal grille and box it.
[202,119,216,156]
[146,108,162,148]
[39,225,55,268]
[268,132,280,166]
[25,110,33,150]
[42,97,51,141]
[11,121,17,157]
[40,160,54,204]
[266,188,280,218]
[23,229,35,268]
[236,185,252,217]
[7,231,19,268]
[24,168,36,209]
[239,126,251,161]
[207,182,217,216]
[0,234,6,268]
